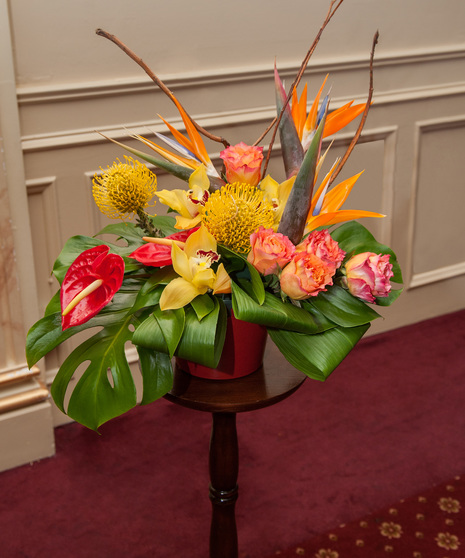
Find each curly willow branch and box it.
[95,28,230,148]
[258,0,345,178]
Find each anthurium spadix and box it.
[60,245,124,330]
[278,99,328,245]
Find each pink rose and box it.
[298,229,345,272]
[130,228,198,267]
[280,252,335,300]
[344,252,393,303]
[219,142,264,187]
[248,227,295,275]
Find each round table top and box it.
[164,363,306,414]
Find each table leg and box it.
[209,412,239,558]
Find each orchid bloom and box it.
[159,226,231,311]
[259,175,295,229]
[156,165,210,230]
[60,245,124,330]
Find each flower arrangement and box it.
[26,1,402,431]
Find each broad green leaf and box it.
[218,245,265,304]
[268,323,370,381]
[96,216,177,242]
[51,319,136,431]
[44,290,61,316]
[136,347,173,405]
[153,306,185,358]
[309,285,380,327]
[231,280,336,334]
[95,222,146,248]
[374,287,403,307]
[244,260,266,305]
[52,236,105,283]
[26,279,144,367]
[150,215,178,236]
[132,298,227,368]
[175,299,227,368]
[331,221,403,284]
[190,294,216,320]
[131,314,169,354]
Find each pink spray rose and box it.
[220,142,264,187]
[280,252,335,300]
[298,229,345,272]
[248,227,295,276]
[343,252,393,303]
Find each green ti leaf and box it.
[309,284,380,327]
[231,280,336,334]
[268,323,370,381]
[136,347,173,406]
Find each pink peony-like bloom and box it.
[298,229,345,272]
[344,251,393,303]
[280,252,335,300]
[220,142,264,187]
[248,226,295,276]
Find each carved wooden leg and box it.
[209,412,239,558]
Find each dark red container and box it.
[176,314,267,380]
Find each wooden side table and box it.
[164,363,306,558]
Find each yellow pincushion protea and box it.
[92,157,157,219]
[201,182,274,253]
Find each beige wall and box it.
[1,0,465,470]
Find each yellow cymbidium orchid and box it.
[159,225,231,311]
[156,165,210,230]
[259,175,295,229]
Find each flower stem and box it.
[135,209,163,237]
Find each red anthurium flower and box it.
[61,245,125,330]
[130,228,199,267]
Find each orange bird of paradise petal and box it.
[307,171,384,231]
[168,95,216,173]
[307,209,385,231]
[130,133,200,170]
[323,102,368,138]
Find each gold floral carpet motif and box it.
[270,475,464,557]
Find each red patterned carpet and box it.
[0,309,464,557]
[266,475,464,557]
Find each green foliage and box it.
[268,323,370,381]
[25,213,402,431]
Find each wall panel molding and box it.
[407,115,465,288]
[16,45,465,105]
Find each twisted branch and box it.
[258,0,345,177]
[326,30,379,187]
[96,28,230,148]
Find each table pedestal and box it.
[165,363,306,558]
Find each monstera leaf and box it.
[51,319,136,431]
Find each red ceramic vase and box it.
[176,314,267,380]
